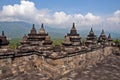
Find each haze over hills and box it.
[0,22,31,39]
[0,21,120,39]
[0,21,66,39]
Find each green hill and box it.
[0,21,65,39]
[0,21,120,39]
[0,21,31,38]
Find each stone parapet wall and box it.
[31,47,114,78]
[44,47,113,76]
[0,47,115,79]
[0,55,39,79]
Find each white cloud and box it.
[0,0,120,32]
[76,13,101,26]
[0,0,102,28]
[114,10,120,15]
[107,10,120,24]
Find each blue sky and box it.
[0,0,120,32]
[0,0,120,15]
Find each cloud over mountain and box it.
[107,10,120,24]
[0,0,120,31]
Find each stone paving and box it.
[60,54,120,80]
[2,53,120,80]
[2,71,52,80]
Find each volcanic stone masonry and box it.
[0,23,119,80]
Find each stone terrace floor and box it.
[3,53,120,80]
[60,53,120,80]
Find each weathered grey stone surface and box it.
[60,54,120,80]
[3,71,51,80]
[0,47,119,80]
[1,54,120,80]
